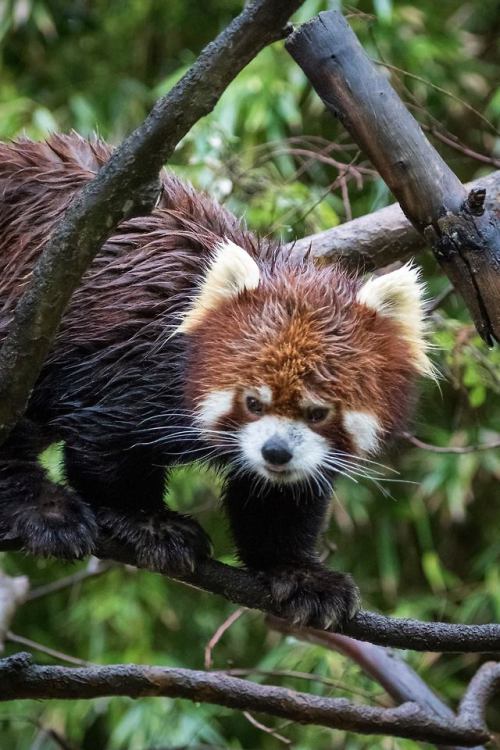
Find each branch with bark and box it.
[2,535,499,653]
[286,11,500,344]
[1,548,498,746]
[0,652,497,747]
[286,170,500,273]
[267,616,490,750]
[0,0,305,446]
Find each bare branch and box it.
[0,0,305,446]
[205,607,245,670]
[268,617,488,750]
[6,632,91,667]
[2,537,499,652]
[402,432,500,455]
[286,12,500,344]
[27,558,113,602]
[459,662,500,730]
[286,171,500,272]
[0,652,493,746]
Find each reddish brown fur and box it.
[186,260,419,448]
[0,133,264,348]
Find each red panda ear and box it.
[356,262,435,378]
[177,239,260,334]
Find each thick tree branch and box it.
[286,171,500,272]
[0,652,494,746]
[0,0,305,446]
[268,617,488,750]
[2,536,499,653]
[286,12,500,344]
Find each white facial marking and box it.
[238,415,328,483]
[196,389,235,429]
[255,385,272,405]
[343,411,381,455]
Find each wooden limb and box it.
[286,170,500,272]
[2,535,499,653]
[0,652,494,746]
[268,617,488,750]
[286,12,500,344]
[0,0,305,446]
[459,662,500,730]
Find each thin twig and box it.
[403,432,500,454]
[6,632,91,667]
[27,559,114,602]
[204,608,245,669]
[243,711,292,745]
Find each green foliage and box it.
[1,0,499,747]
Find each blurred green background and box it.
[1,0,499,748]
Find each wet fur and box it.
[0,134,425,628]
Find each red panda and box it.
[0,134,432,628]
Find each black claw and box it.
[266,565,360,630]
[96,506,212,575]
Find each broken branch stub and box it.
[286,10,500,344]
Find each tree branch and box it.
[267,617,488,750]
[286,171,500,272]
[286,12,500,344]
[0,0,305,446]
[402,432,500,455]
[2,536,499,653]
[459,662,500,730]
[0,652,494,747]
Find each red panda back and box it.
[0,133,262,347]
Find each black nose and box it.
[261,436,293,466]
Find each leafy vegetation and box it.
[0,0,499,747]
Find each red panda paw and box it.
[96,506,212,576]
[266,565,360,630]
[7,481,98,560]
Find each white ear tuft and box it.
[177,239,260,334]
[357,262,434,378]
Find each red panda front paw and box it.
[6,481,98,560]
[266,565,360,630]
[96,506,212,575]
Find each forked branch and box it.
[0,652,496,747]
[286,11,500,343]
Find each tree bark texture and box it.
[286,11,500,344]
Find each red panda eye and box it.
[306,407,330,424]
[245,396,263,415]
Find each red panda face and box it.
[180,241,433,486]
